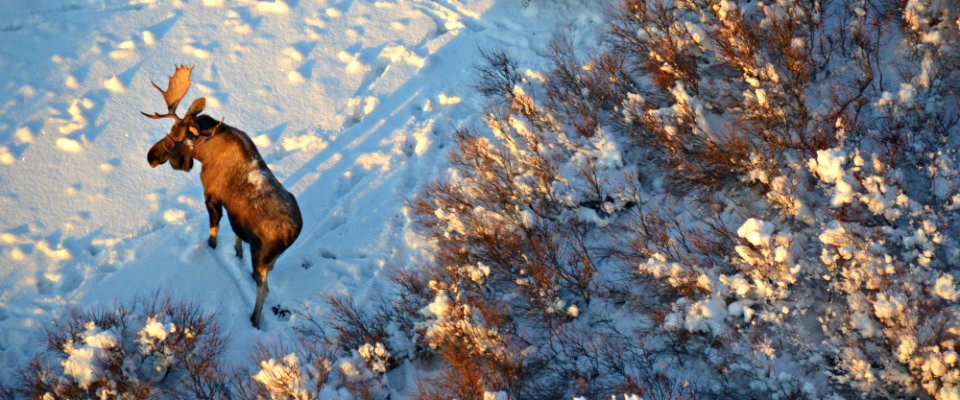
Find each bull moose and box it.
[143,65,302,329]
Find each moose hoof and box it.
[208,237,217,248]
[250,314,260,329]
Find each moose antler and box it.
[141,64,194,120]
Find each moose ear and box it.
[185,97,206,117]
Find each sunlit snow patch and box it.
[103,76,125,93]
[0,147,14,165]
[256,0,290,15]
[61,322,118,389]
[282,134,328,153]
[163,209,186,225]
[56,138,83,154]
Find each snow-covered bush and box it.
[399,0,960,398]
[324,295,394,360]
[253,352,321,399]
[614,0,960,397]
[234,342,333,400]
[237,339,392,400]
[405,45,651,398]
[18,294,229,399]
[608,0,960,397]
[239,295,399,400]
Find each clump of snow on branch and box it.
[60,322,119,390]
[253,353,317,400]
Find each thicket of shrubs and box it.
[15,294,396,400]
[15,0,960,398]
[18,294,229,399]
[399,0,960,398]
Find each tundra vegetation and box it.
[15,0,960,398]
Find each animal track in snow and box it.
[412,0,478,37]
[58,98,92,135]
[337,50,368,75]
[336,167,367,197]
[379,44,425,68]
[346,96,379,122]
[282,132,329,153]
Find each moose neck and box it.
[189,115,264,168]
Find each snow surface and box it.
[0,0,603,391]
[61,322,119,390]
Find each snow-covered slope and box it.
[0,0,602,390]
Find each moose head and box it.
[143,65,218,172]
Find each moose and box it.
[142,65,302,329]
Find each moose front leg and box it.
[205,196,223,248]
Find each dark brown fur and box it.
[148,113,302,329]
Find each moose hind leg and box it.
[250,244,278,329]
[251,272,269,329]
[250,266,271,329]
[205,196,223,248]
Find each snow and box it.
[141,315,176,341]
[934,275,960,301]
[6,0,954,397]
[61,322,119,390]
[0,0,590,392]
[872,294,904,320]
[253,353,312,400]
[247,159,269,190]
[357,342,390,374]
[941,387,960,400]
[810,149,847,184]
[737,218,774,247]
[138,315,176,353]
[484,391,508,400]
[716,0,738,21]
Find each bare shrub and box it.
[393,0,960,398]
[325,295,392,355]
[257,293,401,400]
[474,48,524,102]
[18,293,229,399]
[544,35,633,137]
[605,0,960,397]
[607,0,887,193]
[403,43,647,396]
